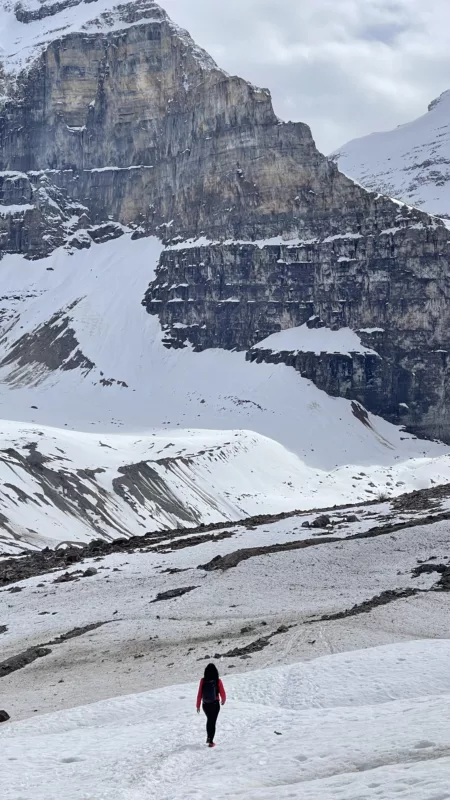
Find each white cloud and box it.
[162,0,450,153]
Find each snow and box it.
[0,232,447,551]
[87,165,154,173]
[0,423,332,552]
[165,235,319,250]
[252,324,377,356]
[0,0,219,79]
[1,413,450,553]
[0,203,34,216]
[322,232,362,243]
[165,232,371,251]
[3,639,450,799]
[3,497,450,711]
[331,90,450,217]
[3,467,450,796]
[0,0,153,73]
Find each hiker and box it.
[196,662,226,747]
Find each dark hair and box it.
[204,662,219,681]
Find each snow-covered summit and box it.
[0,0,218,77]
[331,90,450,217]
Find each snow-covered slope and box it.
[1,417,449,554]
[0,423,333,553]
[0,232,440,462]
[0,2,450,554]
[3,472,450,796]
[331,90,450,217]
[0,233,448,551]
[3,640,450,799]
[0,3,450,548]
[251,324,377,356]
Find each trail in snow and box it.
[2,508,448,720]
[2,640,450,799]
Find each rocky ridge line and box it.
[1,482,450,588]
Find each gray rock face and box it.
[145,217,450,440]
[0,0,419,246]
[1,0,450,440]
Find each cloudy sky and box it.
[163,0,450,154]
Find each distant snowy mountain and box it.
[0,0,216,79]
[331,91,450,217]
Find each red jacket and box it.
[196,678,226,710]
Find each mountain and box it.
[2,7,450,787]
[1,233,448,553]
[0,1,449,549]
[331,90,450,218]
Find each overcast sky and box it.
[163,0,450,154]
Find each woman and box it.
[196,662,226,747]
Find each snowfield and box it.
[331,89,450,217]
[252,323,377,356]
[0,232,447,551]
[2,437,450,798]
[2,500,450,717]
[2,640,450,799]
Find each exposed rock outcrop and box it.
[145,216,450,438]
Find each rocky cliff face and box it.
[145,217,450,440]
[1,0,450,440]
[0,0,342,247]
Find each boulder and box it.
[310,514,332,529]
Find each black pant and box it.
[203,700,220,742]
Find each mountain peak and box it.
[428,89,450,113]
[0,0,218,77]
